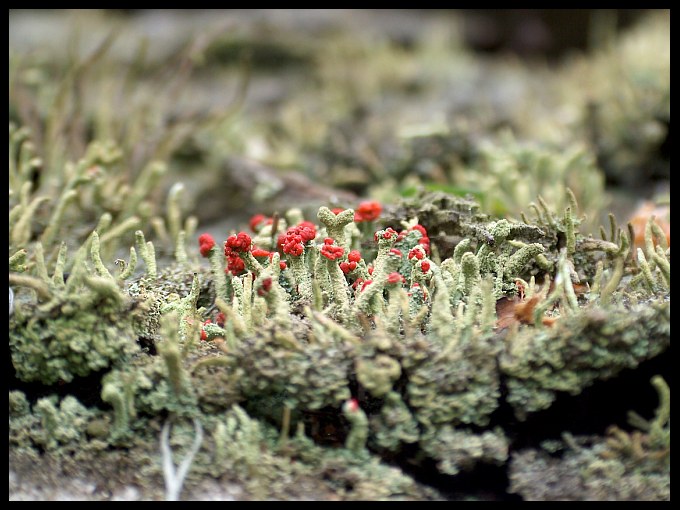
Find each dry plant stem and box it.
[161,418,204,502]
[8,273,51,300]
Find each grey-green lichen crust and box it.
[509,376,670,501]
[8,191,670,500]
[501,299,670,419]
[9,289,139,385]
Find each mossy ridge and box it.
[10,184,670,500]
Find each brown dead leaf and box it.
[496,293,557,329]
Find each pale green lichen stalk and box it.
[318,206,355,250]
[135,230,158,279]
[343,400,369,455]
[10,236,139,385]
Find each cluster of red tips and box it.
[257,277,273,297]
[340,250,363,273]
[354,201,382,222]
[360,280,373,292]
[298,221,317,236]
[331,207,346,215]
[225,232,252,253]
[200,226,288,276]
[216,312,226,326]
[396,224,431,254]
[382,227,397,240]
[320,238,345,260]
[387,272,406,285]
[348,250,362,263]
[225,255,245,275]
[279,222,317,257]
[411,224,430,253]
[420,261,431,273]
[200,311,226,341]
[345,398,360,413]
[281,235,304,256]
[389,248,402,257]
[251,247,271,258]
[200,319,212,341]
[408,247,425,260]
[198,233,216,258]
[340,260,358,274]
[249,214,273,233]
[223,232,252,275]
[375,227,398,242]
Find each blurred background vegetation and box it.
[9,9,669,242]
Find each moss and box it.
[510,446,669,501]
[500,301,670,419]
[407,336,501,428]
[10,292,139,385]
[370,392,420,453]
[9,391,40,449]
[9,392,99,452]
[510,378,670,501]
[223,324,353,411]
[356,354,401,398]
[8,188,671,499]
[420,426,509,476]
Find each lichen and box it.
[420,426,509,476]
[501,300,670,419]
[509,377,670,501]
[9,271,139,385]
[8,11,670,500]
